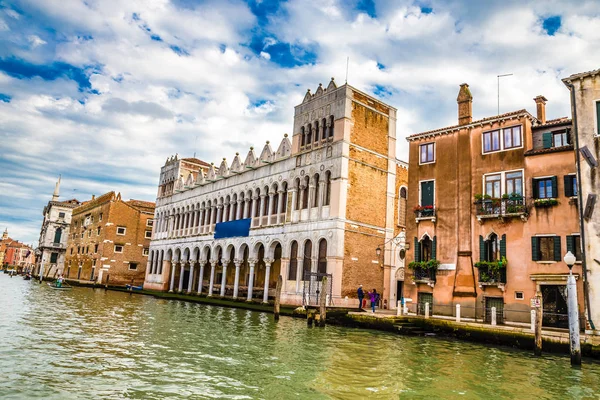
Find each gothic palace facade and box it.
[144,79,409,307]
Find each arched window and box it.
[282,182,288,213]
[262,187,270,216]
[485,233,499,262]
[318,239,327,276]
[302,177,310,209]
[399,187,407,227]
[301,127,306,147]
[295,179,301,210]
[53,228,62,244]
[420,236,432,262]
[307,123,312,144]
[328,115,334,138]
[321,118,327,140]
[313,174,320,207]
[314,120,319,144]
[303,240,312,281]
[271,185,278,215]
[289,241,298,280]
[324,171,331,206]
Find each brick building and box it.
[64,191,155,286]
[1,229,35,271]
[405,83,584,327]
[146,79,409,308]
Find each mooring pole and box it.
[534,286,543,356]
[567,266,582,365]
[319,277,327,327]
[105,274,110,292]
[274,275,282,322]
[307,309,314,327]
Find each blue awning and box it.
[214,218,252,239]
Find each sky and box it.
[1,0,600,245]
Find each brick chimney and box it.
[457,83,473,125]
[534,95,547,124]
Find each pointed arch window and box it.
[301,127,306,147]
[321,118,327,140]
[307,123,312,144]
[328,115,334,138]
[289,241,298,280]
[318,239,327,277]
[303,240,312,281]
[324,171,331,206]
[302,177,310,209]
[313,174,320,207]
[399,187,407,227]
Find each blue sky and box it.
[1,0,600,244]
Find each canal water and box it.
[1,275,598,399]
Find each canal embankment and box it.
[58,278,600,360]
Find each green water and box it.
[0,275,598,399]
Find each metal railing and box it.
[413,266,436,282]
[414,208,436,219]
[477,266,507,284]
[475,198,527,217]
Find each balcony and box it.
[409,261,438,287]
[475,198,528,223]
[476,261,507,291]
[414,206,436,224]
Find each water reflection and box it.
[0,275,598,399]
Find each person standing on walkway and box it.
[357,285,364,310]
[369,289,378,313]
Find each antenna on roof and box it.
[345,56,349,84]
[497,73,513,115]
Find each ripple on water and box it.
[1,275,599,399]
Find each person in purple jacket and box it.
[368,289,379,313]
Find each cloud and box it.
[1,0,600,245]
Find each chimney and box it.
[91,194,95,200]
[534,95,547,124]
[457,83,473,125]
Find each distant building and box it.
[36,177,80,278]
[563,69,600,333]
[146,79,409,308]
[1,229,35,272]
[64,191,155,286]
[404,83,583,327]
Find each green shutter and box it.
[542,132,552,149]
[564,175,573,198]
[532,178,539,199]
[421,181,434,207]
[566,235,574,254]
[432,236,437,260]
[500,234,507,259]
[414,237,420,262]
[479,235,485,262]
[553,236,562,262]
[531,237,539,261]
[551,176,558,198]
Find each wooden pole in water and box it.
[534,285,543,356]
[105,274,110,291]
[307,309,314,327]
[319,277,327,327]
[274,275,282,322]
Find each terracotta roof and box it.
[182,157,211,167]
[73,191,116,214]
[524,145,574,156]
[126,199,156,211]
[534,117,571,128]
[562,68,600,83]
[408,109,531,141]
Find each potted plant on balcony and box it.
[413,205,434,217]
[534,198,559,208]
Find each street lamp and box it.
[375,247,381,258]
[564,250,581,366]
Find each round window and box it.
[399,249,406,260]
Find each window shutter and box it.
[479,235,485,262]
[596,101,600,135]
[532,178,539,199]
[566,235,574,254]
[551,176,558,198]
[432,236,437,260]
[542,132,552,149]
[414,237,420,262]
[553,236,561,262]
[531,237,539,261]
[500,234,507,259]
[564,175,573,198]
[584,194,597,220]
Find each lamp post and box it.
[564,250,581,366]
[375,246,383,269]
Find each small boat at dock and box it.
[47,282,72,290]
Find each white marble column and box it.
[277,190,284,223]
[216,205,222,224]
[229,202,236,221]
[208,261,216,296]
[295,259,303,293]
[169,263,176,292]
[187,263,195,293]
[299,187,305,212]
[243,198,250,219]
[197,262,205,294]
[247,260,256,301]
[318,180,326,217]
[220,260,228,297]
[263,260,272,303]
[236,200,243,220]
[258,195,266,226]
[233,260,241,299]
[178,263,185,292]
[267,192,275,225]
[291,188,298,211]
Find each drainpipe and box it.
[565,81,595,331]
